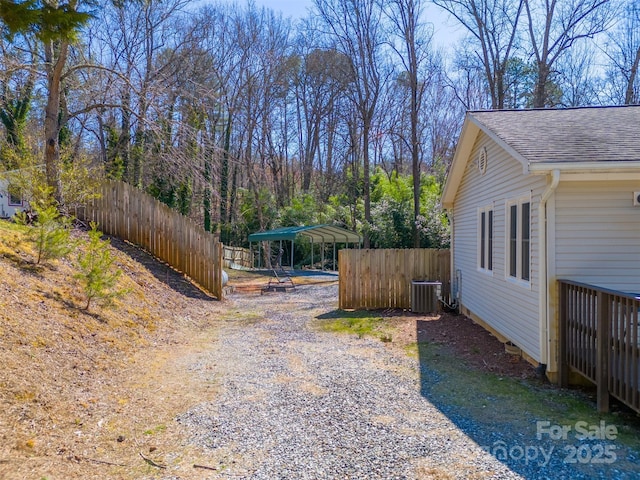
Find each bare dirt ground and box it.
[388,310,537,379]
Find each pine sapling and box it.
[16,201,74,264]
[75,223,125,311]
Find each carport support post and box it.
[333,243,336,271]
[291,240,294,269]
[321,242,325,271]
[311,238,314,269]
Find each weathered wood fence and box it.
[82,181,224,299]
[559,280,640,414]
[338,248,450,310]
[223,245,252,269]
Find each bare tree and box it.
[386,0,433,246]
[524,0,613,108]
[314,0,387,247]
[603,1,640,104]
[556,41,602,106]
[432,0,524,109]
[448,47,494,110]
[295,46,352,194]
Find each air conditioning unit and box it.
[411,281,441,313]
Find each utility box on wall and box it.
[411,280,441,313]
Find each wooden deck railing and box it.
[559,280,640,413]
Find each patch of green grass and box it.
[224,310,263,325]
[315,310,393,342]
[143,424,167,435]
[319,316,380,338]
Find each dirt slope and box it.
[0,220,224,479]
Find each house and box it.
[441,105,640,383]
[0,177,25,219]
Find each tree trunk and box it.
[533,62,549,108]
[625,46,640,105]
[362,118,371,249]
[220,113,232,232]
[44,38,69,205]
[411,81,420,247]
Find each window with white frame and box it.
[507,196,530,282]
[478,205,493,272]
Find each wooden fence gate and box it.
[338,248,450,310]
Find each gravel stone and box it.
[176,282,638,479]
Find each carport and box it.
[248,224,361,271]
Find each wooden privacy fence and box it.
[339,248,450,310]
[559,280,640,414]
[82,181,223,299]
[223,245,252,269]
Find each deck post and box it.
[558,281,569,388]
[596,291,610,413]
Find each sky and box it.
[252,0,463,50]
[254,0,314,20]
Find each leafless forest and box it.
[0,0,636,250]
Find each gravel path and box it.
[176,282,637,479]
[177,283,517,479]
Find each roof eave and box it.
[441,117,479,210]
[528,161,640,173]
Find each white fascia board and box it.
[528,161,640,175]
[441,118,480,209]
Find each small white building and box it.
[441,105,640,382]
[0,177,25,218]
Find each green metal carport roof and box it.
[248,224,361,244]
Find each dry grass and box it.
[0,219,225,479]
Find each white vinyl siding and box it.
[452,132,546,362]
[554,181,640,295]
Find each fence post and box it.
[596,291,610,413]
[558,281,569,388]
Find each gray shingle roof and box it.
[469,105,640,163]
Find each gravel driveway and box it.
[176,281,637,479]
[176,281,514,479]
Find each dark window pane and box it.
[488,210,493,271]
[509,204,517,277]
[8,185,22,206]
[480,211,486,269]
[522,202,530,281]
